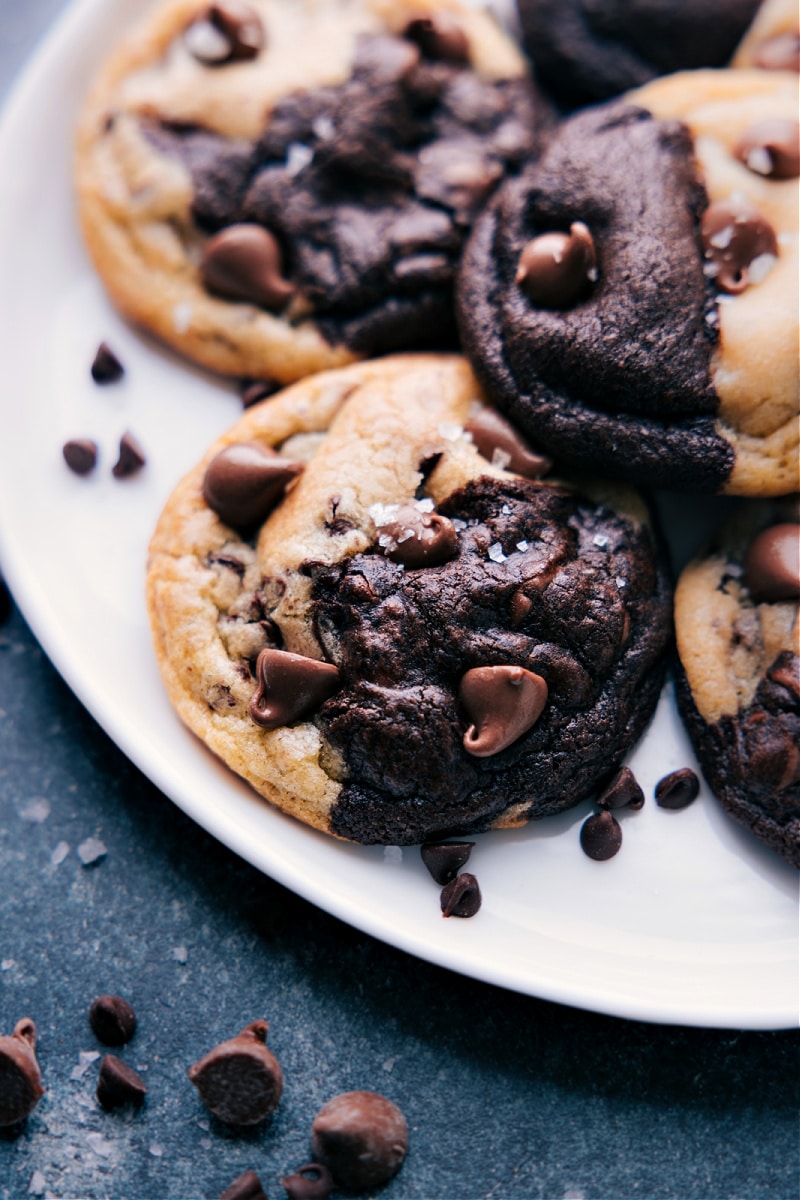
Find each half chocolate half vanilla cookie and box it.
[457,68,799,496]
[147,354,672,845]
[76,0,548,384]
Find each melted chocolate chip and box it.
[280,1163,333,1200]
[112,432,146,478]
[743,523,800,602]
[516,221,597,309]
[768,656,800,700]
[466,408,551,478]
[249,647,340,729]
[0,1019,45,1127]
[440,871,482,917]
[460,665,548,757]
[96,1054,147,1109]
[735,118,800,180]
[89,995,137,1046]
[240,378,280,408]
[220,1170,269,1200]
[655,767,700,810]
[580,810,622,860]
[403,15,470,64]
[310,1091,408,1191]
[186,2,264,65]
[203,441,304,529]
[63,438,98,476]
[91,341,124,384]
[701,199,778,294]
[376,505,458,567]
[188,1020,283,1126]
[201,224,295,311]
[420,840,475,884]
[754,31,800,72]
[598,765,644,810]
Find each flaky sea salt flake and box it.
[488,542,507,563]
[77,837,107,866]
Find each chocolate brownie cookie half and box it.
[457,70,799,497]
[147,354,672,845]
[76,0,547,384]
[674,497,799,866]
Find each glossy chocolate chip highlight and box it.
[421,840,474,884]
[0,1018,45,1127]
[91,341,124,384]
[201,224,295,311]
[743,523,800,602]
[96,1054,147,1109]
[239,378,280,408]
[112,432,146,478]
[280,1163,333,1200]
[460,665,548,756]
[465,408,551,478]
[377,505,458,568]
[203,441,303,529]
[440,872,482,917]
[188,1020,283,1126]
[310,1091,408,1191]
[598,766,644,811]
[250,648,341,729]
[89,994,137,1046]
[516,221,597,309]
[63,438,98,476]
[655,768,700,811]
[186,2,264,65]
[701,199,778,294]
[735,118,800,180]
[580,810,622,860]
[220,1170,269,1200]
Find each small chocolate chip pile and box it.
[188,1020,283,1125]
[440,872,482,917]
[310,1090,408,1191]
[421,841,481,917]
[579,765,647,860]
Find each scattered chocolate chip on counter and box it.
[219,1169,269,1200]
[91,341,125,384]
[440,872,482,918]
[280,1162,333,1200]
[655,768,701,811]
[203,442,304,528]
[96,1053,147,1109]
[598,766,644,811]
[0,1018,45,1127]
[89,994,137,1045]
[62,438,98,476]
[188,1020,283,1125]
[310,1091,408,1191]
[580,811,623,861]
[420,840,475,885]
[240,379,280,408]
[111,431,146,479]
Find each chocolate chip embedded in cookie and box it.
[457,70,799,497]
[147,354,671,845]
[76,0,546,384]
[674,497,800,866]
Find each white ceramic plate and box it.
[0,0,797,1030]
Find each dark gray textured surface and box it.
[0,4,799,1199]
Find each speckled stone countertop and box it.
[1,5,799,1200]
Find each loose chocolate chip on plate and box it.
[465,408,551,479]
[655,768,700,811]
[701,199,778,294]
[203,441,304,529]
[580,811,622,860]
[89,994,137,1046]
[440,872,482,918]
[403,15,470,64]
[743,523,800,602]
[754,31,800,72]
[220,1170,269,1200]
[460,665,548,756]
[91,341,124,384]
[188,1020,283,1125]
[598,766,644,811]
[516,222,597,309]
[310,1091,408,1191]
[250,648,341,729]
[201,224,295,311]
[735,118,800,180]
[0,1019,45,1127]
[377,504,458,568]
[63,438,98,476]
[280,1162,333,1200]
[112,431,146,478]
[96,1054,147,1109]
[420,840,475,884]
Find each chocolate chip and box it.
[748,730,800,791]
[112,432,146,478]
[516,222,597,308]
[754,31,800,72]
[460,665,548,757]
[768,655,800,700]
[186,2,264,65]
[62,438,98,476]
[403,15,470,64]
[743,523,800,602]
[203,441,304,529]
[220,1170,269,1200]
[240,379,280,408]
[440,872,482,917]
[0,1019,45,1127]
[701,199,778,294]
[735,118,800,180]
[465,408,551,478]
[96,1054,147,1109]
[653,767,700,811]
[280,1162,333,1200]
[597,765,644,811]
[420,840,475,884]
[188,1020,283,1126]
[0,575,10,625]
[376,505,458,568]
[249,648,340,729]
[89,995,137,1046]
[201,224,294,311]
[310,1091,408,1191]
[509,589,533,626]
[91,342,124,384]
[580,810,622,860]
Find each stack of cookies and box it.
[76,0,799,863]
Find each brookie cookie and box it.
[146,354,672,845]
[674,497,800,866]
[76,0,546,383]
[457,69,799,497]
